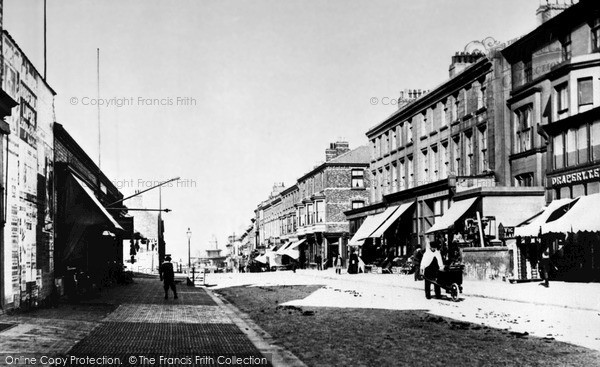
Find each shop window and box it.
[592,18,600,52]
[592,120,600,161]
[515,105,533,153]
[553,134,564,169]
[578,78,593,109]
[556,83,569,115]
[515,172,534,187]
[561,34,572,61]
[560,186,571,199]
[351,169,365,189]
[351,201,365,210]
[588,181,600,195]
[572,184,585,198]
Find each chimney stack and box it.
[536,0,574,25]
[449,51,484,78]
[325,141,350,161]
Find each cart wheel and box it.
[450,283,459,302]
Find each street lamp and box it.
[186,228,192,272]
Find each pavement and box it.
[0,276,306,367]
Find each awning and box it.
[515,198,575,237]
[72,174,124,231]
[280,249,300,260]
[426,197,478,234]
[60,172,124,263]
[287,239,306,250]
[542,193,600,234]
[348,214,385,247]
[369,202,415,238]
[365,205,400,238]
[254,254,268,264]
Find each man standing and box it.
[539,247,551,288]
[159,254,178,300]
[420,241,444,299]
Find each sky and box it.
[5,0,540,260]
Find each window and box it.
[431,145,439,181]
[306,203,313,225]
[566,128,578,166]
[371,171,377,202]
[376,137,381,158]
[298,206,305,226]
[592,120,600,161]
[407,120,413,143]
[391,162,398,192]
[577,125,589,165]
[442,102,448,126]
[515,173,534,187]
[391,128,397,151]
[315,201,325,223]
[451,96,458,122]
[421,149,429,182]
[384,165,391,195]
[441,141,449,178]
[477,86,485,110]
[399,160,406,190]
[421,112,428,137]
[592,18,600,52]
[407,156,414,188]
[378,168,384,200]
[465,132,473,176]
[515,105,533,153]
[478,125,488,172]
[351,201,365,210]
[371,139,377,159]
[398,124,404,147]
[453,136,461,175]
[524,56,533,84]
[561,34,572,61]
[578,78,593,107]
[553,134,564,169]
[556,83,569,114]
[383,133,389,155]
[351,169,365,189]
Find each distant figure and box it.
[420,241,444,299]
[348,250,358,274]
[412,248,424,281]
[316,255,322,271]
[159,255,178,300]
[539,247,551,288]
[335,255,342,275]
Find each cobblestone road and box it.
[65,279,273,367]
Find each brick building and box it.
[504,0,600,281]
[345,38,546,279]
[253,141,371,268]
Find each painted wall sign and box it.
[550,167,600,187]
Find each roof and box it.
[297,145,371,183]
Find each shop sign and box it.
[550,167,600,187]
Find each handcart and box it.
[424,264,464,302]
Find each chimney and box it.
[271,182,285,197]
[397,88,429,110]
[334,141,350,157]
[325,143,337,161]
[449,51,484,78]
[536,0,573,26]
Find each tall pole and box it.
[97,48,101,169]
[43,0,47,78]
[158,186,164,265]
[187,228,191,272]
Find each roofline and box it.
[501,0,597,63]
[366,56,492,138]
[3,30,57,96]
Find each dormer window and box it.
[561,34,572,61]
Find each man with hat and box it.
[420,240,445,299]
[159,254,178,300]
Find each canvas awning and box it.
[348,213,385,247]
[365,205,400,238]
[426,197,478,234]
[280,249,300,260]
[287,238,306,250]
[515,198,575,237]
[369,202,415,238]
[541,193,600,234]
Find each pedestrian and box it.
[335,255,342,274]
[539,247,551,288]
[316,255,322,271]
[348,250,358,274]
[420,241,444,299]
[159,254,178,300]
[412,248,423,281]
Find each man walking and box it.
[420,241,444,299]
[159,254,178,300]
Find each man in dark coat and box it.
[159,254,178,299]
